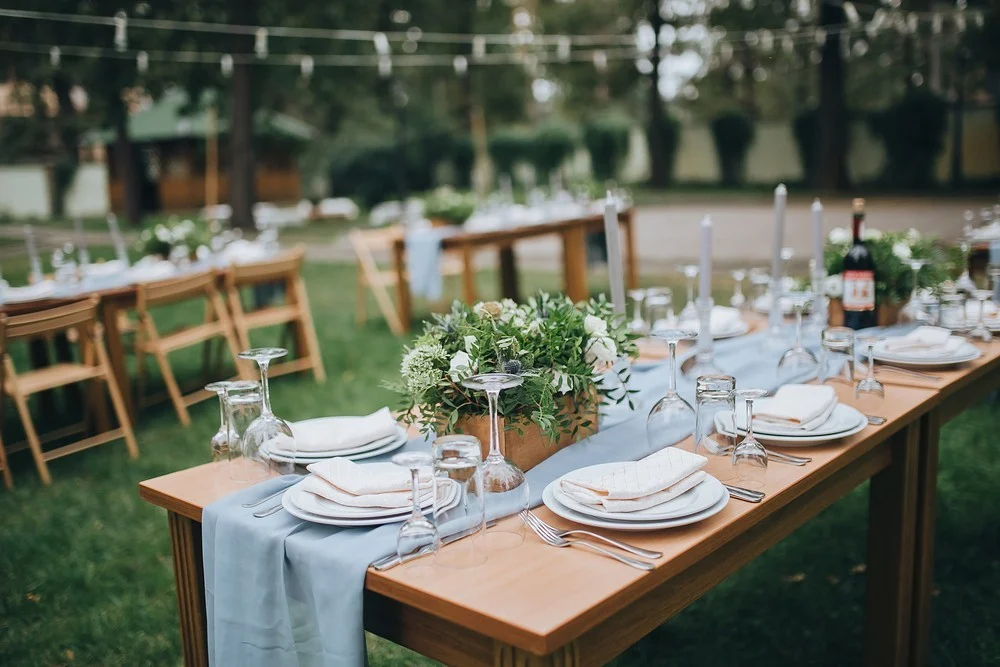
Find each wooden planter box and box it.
[448,394,599,473]
[828,298,904,327]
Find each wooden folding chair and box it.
[0,298,138,486]
[135,270,247,427]
[349,226,465,335]
[223,247,325,383]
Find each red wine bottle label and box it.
[842,270,875,311]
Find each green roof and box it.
[84,88,317,144]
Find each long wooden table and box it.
[138,338,1000,667]
[391,211,638,331]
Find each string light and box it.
[254,27,268,58]
[453,54,468,75]
[137,50,148,73]
[113,11,127,52]
[49,45,60,67]
[557,35,571,61]
[472,35,486,59]
[373,32,390,55]
[378,55,392,77]
[843,2,861,24]
[815,27,827,45]
[592,49,608,72]
[300,54,314,78]
[220,53,233,77]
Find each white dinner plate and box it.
[678,319,751,340]
[871,343,981,368]
[287,477,458,520]
[268,425,407,459]
[553,471,725,522]
[541,478,729,532]
[716,408,867,446]
[282,480,461,527]
[716,403,865,439]
[266,428,408,464]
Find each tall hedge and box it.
[531,120,579,181]
[868,89,948,188]
[583,115,631,182]
[792,107,818,186]
[488,127,532,178]
[709,111,755,186]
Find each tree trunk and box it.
[816,2,849,190]
[229,0,257,230]
[646,6,669,187]
[112,100,141,225]
[50,72,79,218]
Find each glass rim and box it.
[226,379,261,392]
[695,374,735,394]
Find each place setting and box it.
[263,407,409,465]
[870,325,983,368]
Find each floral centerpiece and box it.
[422,187,477,225]
[137,218,213,259]
[391,293,638,471]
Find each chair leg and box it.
[292,280,326,383]
[0,432,12,490]
[355,270,368,325]
[155,348,191,427]
[105,376,139,459]
[10,392,51,485]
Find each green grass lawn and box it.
[0,257,998,666]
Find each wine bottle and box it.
[842,198,878,330]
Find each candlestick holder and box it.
[805,267,828,334]
[683,297,722,378]
[766,277,787,347]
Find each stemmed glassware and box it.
[730,269,747,309]
[777,290,819,380]
[968,285,994,343]
[627,288,648,335]
[679,265,699,322]
[392,451,439,560]
[819,327,855,385]
[732,388,769,490]
[855,337,886,413]
[749,268,770,311]
[956,226,977,294]
[694,375,737,482]
[461,372,528,550]
[644,288,673,332]
[225,379,264,482]
[431,435,487,569]
[238,347,296,476]
[205,380,233,462]
[780,247,794,288]
[646,328,697,449]
[899,259,929,325]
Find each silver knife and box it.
[370,520,497,571]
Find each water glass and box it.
[393,451,439,561]
[939,294,966,329]
[644,288,673,332]
[432,435,487,570]
[224,380,265,482]
[694,375,736,482]
[819,327,855,385]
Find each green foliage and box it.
[136,218,212,258]
[422,187,477,225]
[0,117,49,164]
[710,111,755,186]
[868,90,949,189]
[792,107,818,185]
[659,110,683,185]
[488,127,533,178]
[450,135,475,189]
[584,114,632,182]
[328,139,399,207]
[531,120,580,181]
[391,293,638,442]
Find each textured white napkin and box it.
[882,326,965,355]
[290,408,398,453]
[301,474,432,509]
[562,470,707,513]
[745,384,838,430]
[560,447,707,507]
[678,306,744,334]
[306,459,432,496]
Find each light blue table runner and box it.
[202,329,810,666]
[404,227,457,301]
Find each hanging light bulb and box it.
[220,54,234,77]
[852,39,869,57]
[472,35,486,60]
[719,41,733,64]
[592,50,608,72]
[453,55,468,75]
[842,2,860,24]
[406,26,422,41]
[378,55,392,78]
[401,40,418,54]
[796,0,811,18]
[745,31,760,47]
[785,18,800,32]
[814,27,827,45]
[254,27,268,59]
[137,50,149,73]
[635,58,654,75]
[932,12,943,33]
[906,13,919,34]
[373,32,390,55]
[729,63,745,80]
[753,66,768,81]
[782,34,794,54]
[759,29,774,52]
[113,11,127,52]
[911,71,924,87]
[300,55,314,79]
[49,46,61,68]
[955,13,966,32]
[557,36,571,62]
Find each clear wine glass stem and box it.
[866,343,876,381]
[217,392,227,434]
[408,468,422,522]
[910,266,920,305]
[979,297,987,327]
[257,358,273,417]
[486,387,502,462]
[794,307,803,348]
[667,340,678,395]
[686,278,694,304]
[745,398,755,440]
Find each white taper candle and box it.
[603,192,626,317]
[699,215,712,300]
[770,184,787,282]
[811,198,824,272]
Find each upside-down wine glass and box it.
[205,380,234,462]
[627,288,648,335]
[392,451,439,560]
[732,388,769,490]
[899,259,929,324]
[461,372,528,550]
[777,290,819,381]
[646,329,697,449]
[225,379,264,482]
[956,222,977,294]
[968,285,994,343]
[730,269,747,309]
[644,288,673,332]
[679,265,699,322]
[855,337,886,413]
[432,435,487,569]
[749,268,770,311]
[238,347,296,476]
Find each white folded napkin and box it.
[301,474,432,509]
[126,260,176,283]
[740,384,838,431]
[679,305,744,334]
[560,447,707,513]
[218,239,270,265]
[3,280,55,302]
[84,259,127,277]
[882,326,965,355]
[290,408,398,453]
[306,458,431,496]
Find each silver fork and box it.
[522,510,662,559]
[518,511,655,571]
[718,445,810,467]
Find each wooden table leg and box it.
[561,227,589,302]
[462,246,478,305]
[100,297,136,422]
[863,423,919,667]
[391,242,412,333]
[620,213,638,290]
[168,511,209,667]
[909,409,942,667]
[498,245,520,302]
[494,641,580,666]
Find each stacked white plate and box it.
[281,470,460,527]
[541,463,729,532]
[714,403,867,446]
[871,339,982,368]
[265,420,409,465]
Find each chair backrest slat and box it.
[226,247,304,288]
[0,298,98,344]
[138,270,217,309]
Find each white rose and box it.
[825,273,843,298]
[526,318,544,336]
[906,227,921,243]
[827,227,850,244]
[585,335,618,370]
[584,314,608,335]
[862,227,883,241]
[892,242,912,261]
[448,350,474,382]
[550,371,573,395]
[463,335,477,354]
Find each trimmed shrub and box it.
[792,107,818,185]
[328,139,400,207]
[450,135,475,189]
[659,111,682,185]
[531,120,579,181]
[584,115,631,182]
[868,89,948,188]
[710,111,756,186]
[488,127,532,178]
